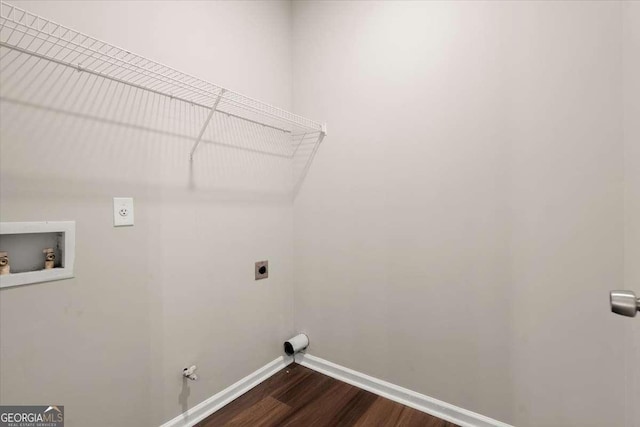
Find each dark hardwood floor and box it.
[196,363,459,427]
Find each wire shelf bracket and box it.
[190,89,225,162]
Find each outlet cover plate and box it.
[255,260,268,280]
[113,197,134,227]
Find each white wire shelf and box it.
[0,1,325,194]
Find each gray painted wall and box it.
[292,2,636,426]
[0,2,295,426]
[1,2,638,427]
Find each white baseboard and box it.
[296,353,513,427]
[159,355,294,427]
[159,352,512,427]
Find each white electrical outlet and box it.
[113,197,134,227]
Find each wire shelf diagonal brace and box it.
[190,89,225,162]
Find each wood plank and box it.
[278,377,362,426]
[356,397,458,427]
[324,388,378,426]
[197,364,460,427]
[225,396,291,427]
[272,367,334,409]
[353,396,406,427]
[197,364,311,427]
